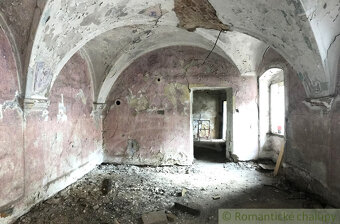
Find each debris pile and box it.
[16,161,324,224]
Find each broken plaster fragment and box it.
[142,210,167,224]
[174,0,229,31]
[173,202,201,216]
[76,89,87,105]
[166,212,177,222]
[57,94,67,122]
[212,195,221,200]
[303,96,334,111]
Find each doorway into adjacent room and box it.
[191,88,229,163]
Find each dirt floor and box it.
[15,151,326,224]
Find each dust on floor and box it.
[15,161,325,224]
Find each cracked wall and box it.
[0,0,338,221]
[103,46,258,165]
[258,48,340,207]
[209,0,330,97]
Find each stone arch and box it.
[78,48,96,103]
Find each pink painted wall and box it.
[0,47,102,222]
[103,46,258,165]
[0,26,24,209]
[24,53,102,195]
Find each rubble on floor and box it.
[15,161,325,224]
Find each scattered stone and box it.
[176,188,187,197]
[101,178,112,195]
[230,154,239,163]
[154,187,165,195]
[259,163,275,171]
[166,212,177,222]
[142,210,168,224]
[212,195,220,200]
[14,163,325,224]
[46,197,61,205]
[173,202,200,216]
[0,207,13,218]
[182,188,187,197]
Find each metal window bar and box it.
[197,120,210,140]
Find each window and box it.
[270,81,285,135]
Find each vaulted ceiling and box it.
[0,0,339,102]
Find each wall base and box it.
[283,163,340,207]
[2,151,103,224]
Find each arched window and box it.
[269,81,285,135]
[259,68,285,153]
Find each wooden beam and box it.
[274,140,286,176]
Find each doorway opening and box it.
[191,88,231,163]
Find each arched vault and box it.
[24,0,340,101]
[82,25,268,104]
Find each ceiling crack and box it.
[326,33,340,56]
[202,30,223,64]
[154,5,163,26]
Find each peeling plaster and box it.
[303,96,335,111]
[57,94,67,122]
[164,82,190,115]
[174,0,229,31]
[25,0,335,101]
[104,46,257,164]
[209,0,330,97]
[126,91,149,113]
[75,89,87,105]
[91,26,265,107]
[0,92,23,120]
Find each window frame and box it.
[269,81,285,136]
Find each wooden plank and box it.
[274,140,286,176]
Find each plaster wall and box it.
[0,26,24,210]
[24,53,102,196]
[258,48,340,206]
[103,46,259,165]
[0,52,102,223]
[300,0,340,93]
[285,65,340,206]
